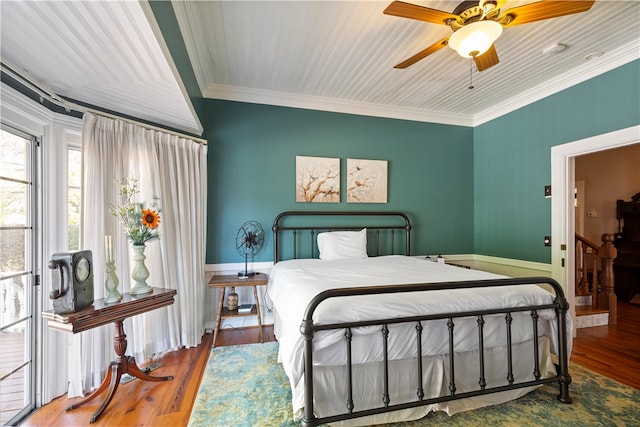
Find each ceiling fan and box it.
[384,0,595,71]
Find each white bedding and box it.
[267,256,572,423]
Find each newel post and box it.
[598,233,617,325]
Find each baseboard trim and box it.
[205,261,274,276]
[205,255,552,277]
[439,254,552,276]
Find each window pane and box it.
[0,335,30,425]
[0,130,28,182]
[68,149,81,188]
[68,188,80,250]
[67,148,81,250]
[0,230,26,274]
[0,180,28,227]
[0,275,28,328]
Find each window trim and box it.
[1,82,83,410]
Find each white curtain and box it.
[69,112,207,396]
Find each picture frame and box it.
[346,158,388,203]
[296,156,340,203]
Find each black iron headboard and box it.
[272,211,411,263]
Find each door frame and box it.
[551,125,640,335]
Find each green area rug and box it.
[188,341,640,426]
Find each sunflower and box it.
[141,208,161,229]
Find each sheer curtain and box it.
[69,112,207,396]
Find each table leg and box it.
[65,319,173,423]
[65,362,117,412]
[213,286,226,347]
[252,285,264,343]
[89,363,121,423]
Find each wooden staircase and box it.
[574,233,617,327]
[575,297,610,328]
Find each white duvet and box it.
[267,256,572,421]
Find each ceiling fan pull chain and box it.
[468,60,475,90]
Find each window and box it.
[67,147,81,250]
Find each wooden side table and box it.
[208,273,267,346]
[42,287,177,423]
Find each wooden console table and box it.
[43,287,177,423]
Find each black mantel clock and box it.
[48,250,94,314]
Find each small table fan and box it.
[235,220,264,278]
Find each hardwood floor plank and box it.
[571,301,640,390]
[21,332,218,427]
[21,302,639,426]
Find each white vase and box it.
[104,260,122,303]
[130,244,152,295]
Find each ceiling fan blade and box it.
[384,1,458,25]
[393,37,449,69]
[474,44,499,71]
[500,1,595,28]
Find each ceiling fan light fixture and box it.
[448,20,503,58]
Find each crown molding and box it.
[472,39,640,126]
[203,39,638,128]
[1,82,81,134]
[204,84,474,127]
[0,83,82,133]
[1,82,54,126]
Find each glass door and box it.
[0,125,37,425]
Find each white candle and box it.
[105,235,112,263]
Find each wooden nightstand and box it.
[208,273,267,346]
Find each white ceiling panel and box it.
[1,0,202,135]
[174,0,640,125]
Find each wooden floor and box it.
[21,303,639,426]
[571,301,640,389]
[20,326,275,427]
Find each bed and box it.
[268,211,572,426]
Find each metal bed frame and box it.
[273,210,411,262]
[272,211,572,427]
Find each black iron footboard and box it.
[299,277,572,427]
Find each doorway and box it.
[0,125,39,424]
[551,125,640,332]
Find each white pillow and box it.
[317,228,368,260]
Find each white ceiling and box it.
[1,1,639,134]
[175,0,640,126]
[0,1,203,135]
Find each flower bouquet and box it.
[111,177,160,294]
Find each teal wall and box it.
[203,61,639,265]
[150,4,638,266]
[473,60,640,263]
[204,101,474,263]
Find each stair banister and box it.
[598,233,617,325]
[575,234,601,307]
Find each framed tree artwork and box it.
[347,158,388,203]
[296,156,340,202]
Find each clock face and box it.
[75,257,91,282]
